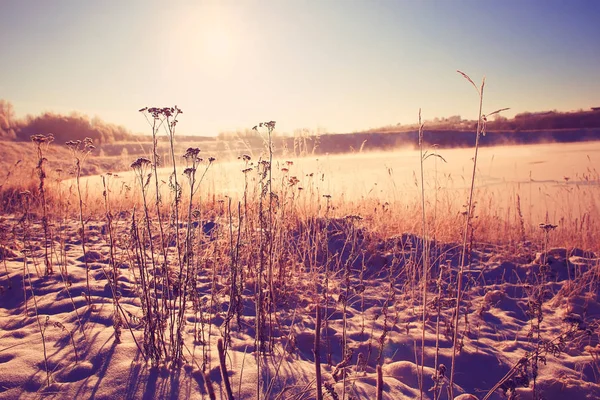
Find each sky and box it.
[1,0,599,136]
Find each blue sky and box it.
[1,0,599,136]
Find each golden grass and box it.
[1,149,598,251]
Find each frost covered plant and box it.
[66,138,95,299]
[140,106,187,362]
[539,223,558,267]
[176,147,214,364]
[517,222,559,397]
[483,318,599,400]
[138,106,183,213]
[252,120,277,398]
[102,174,122,342]
[182,147,214,260]
[138,106,175,355]
[130,156,164,364]
[31,133,54,275]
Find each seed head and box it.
[183,147,201,159]
[539,223,558,232]
[131,157,152,170]
[183,167,196,177]
[31,133,54,144]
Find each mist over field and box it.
[73,140,599,216]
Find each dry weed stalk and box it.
[31,133,54,275]
[66,138,95,301]
[217,338,235,400]
[449,71,508,397]
[139,106,173,348]
[131,156,164,364]
[253,120,277,399]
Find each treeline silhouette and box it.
[363,109,600,133]
[215,109,600,155]
[0,100,133,144]
[287,128,600,155]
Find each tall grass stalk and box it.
[102,174,122,342]
[164,106,186,362]
[314,304,323,400]
[448,71,485,398]
[449,71,508,397]
[417,109,428,399]
[31,134,54,276]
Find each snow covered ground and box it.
[1,215,598,399]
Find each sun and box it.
[202,26,233,61]
[170,5,238,75]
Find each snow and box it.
[1,214,599,400]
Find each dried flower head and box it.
[141,106,183,120]
[131,157,152,170]
[183,147,201,159]
[539,223,558,232]
[344,214,363,221]
[65,137,94,154]
[183,167,196,177]
[65,140,80,149]
[31,133,54,144]
[254,121,276,131]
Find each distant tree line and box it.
[365,109,600,133]
[216,109,600,155]
[288,128,600,154]
[0,100,134,144]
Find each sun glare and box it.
[170,5,238,75]
[202,26,233,61]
